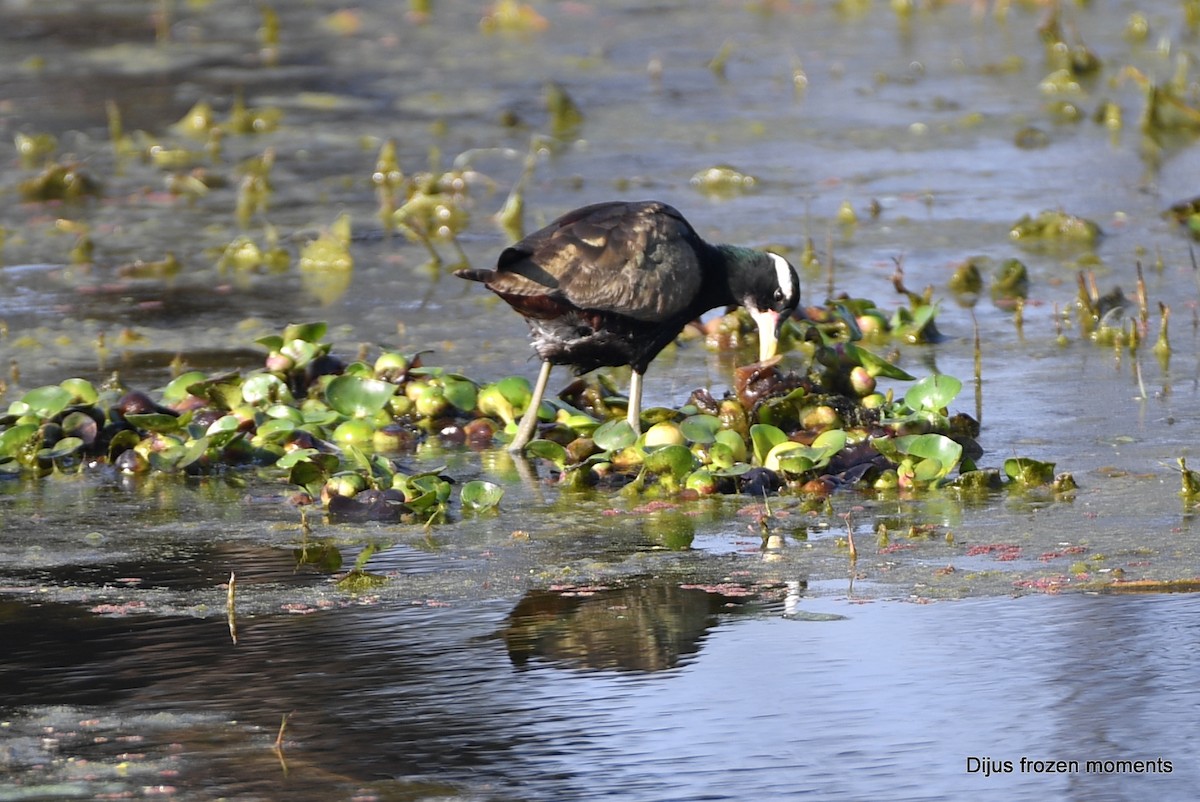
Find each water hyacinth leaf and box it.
[343,361,373,379]
[477,384,517,426]
[843,343,916,380]
[772,429,849,473]
[124,413,183,433]
[749,424,789,466]
[188,375,245,410]
[206,428,244,451]
[281,338,326,367]
[913,456,949,483]
[680,414,722,444]
[282,322,328,343]
[525,439,568,470]
[442,376,478,412]
[149,436,208,472]
[253,417,295,441]
[265,404,304,424]
[205,414,242,436]
[287,457,335,496]
[325,375,395,418]
[714,429,748,462]
[461,479,504,511]
[898,433,962,464]
[904,374,962,413]
[19,385,74,419]
[242,373,291,405]
[59,378,99,406]
[302,406,340,427]
[643,444,697,480]
[40,436,84,460]
[765,441,806,472]
[162,371,208,403]
[812,428,849,452]
[1004,456,1056,486]
[276,447,320,470]
[708,441,736,471]
[406,473,452,508]
[711,462,752,478]
[496,375,533,408]
[593,419,638,452]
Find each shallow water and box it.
[2,591,1198,801]
[4,0,1200,799]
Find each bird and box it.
[456,200,801,452]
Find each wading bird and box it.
[456,200,800,451]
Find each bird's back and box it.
[461,201,712,323]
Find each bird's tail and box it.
[454,268,495,283]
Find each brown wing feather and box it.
[501,201,707,323]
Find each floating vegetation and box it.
[1009,209,1101,246]
[18,161,102,202]
[0,288,1072,526]
[1164,196,1200,240]
[690,165,757,197]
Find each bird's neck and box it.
[705,243,760,305]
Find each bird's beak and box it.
[749,307,786,362]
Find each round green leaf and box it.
[19,386,73,419]
[903,374,962,413]
[325,375,396,418]
[593,419,637,451]
[680,414,722,444]
[461,479,504,511]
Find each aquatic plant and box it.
[0,302,1070,524]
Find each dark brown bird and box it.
[456,200,800,451]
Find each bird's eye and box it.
[773,288,785,302]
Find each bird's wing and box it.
[501,201,705,322]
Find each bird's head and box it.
[743,252,801,362]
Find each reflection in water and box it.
[498,582,769,671]
[1,592,1198,800]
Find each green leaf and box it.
[680,414,722,444]
[749,424,789,466]
[19,385,74,419]
[242,373,291,405]
[903,374,962,413]
[593,419,638,451]
[442,376,478,412]
[843,343,916,380]
[277,447,319,470]
[124,413,183,433]
[876,433,963,482]
[0,424,39,457]
[254,417,295,442]
[325,375,396,418]
[461,479,504,511]
[525,439,568,470]
[41,436,84,460]
[643,444,697,480]
[1004,456,1056,486]
[282,322,328,343]
[161,371,208,403]
[59,378,99,406]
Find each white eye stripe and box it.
[768,252,796,301]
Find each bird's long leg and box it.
[509,360,552,452]
[626,370,644,435]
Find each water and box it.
[2,591,1198,800]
